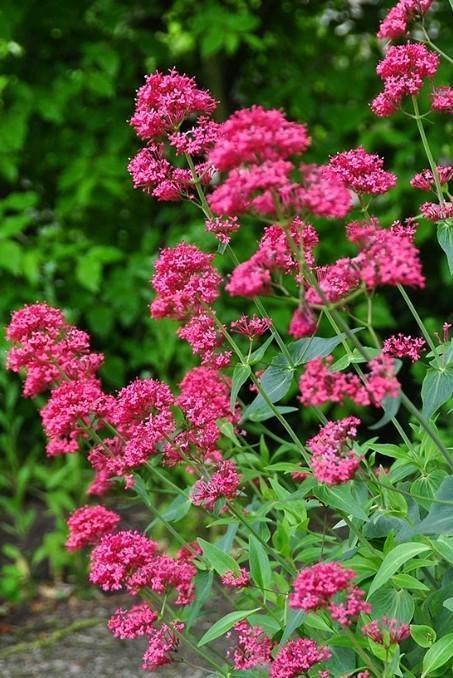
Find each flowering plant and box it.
[5,2,453,676]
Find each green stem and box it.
[411,96,444,205]
[343,627,382,678]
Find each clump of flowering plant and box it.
[5,3,453,676]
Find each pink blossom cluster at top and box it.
[371,43,439,117]
[307,417,362,485]
[290,562,371,626]
[432,87,453,114]
[66,505,120,551]
[6,303,103,398]
[227,621,274,670]
[377,1,433,41]
[362,617,411,647]
[210,105,310,170]
[270,639,331,678]
[227,218,318,298]
[128,70,218,200]
[208,105,313,217]
[382,333,426,362]
[89,529,196,604]
[410,166,453,191]
[329,147,396,195]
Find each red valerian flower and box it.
[227,621,274,670]
[230,314,272,339]
[329,147,396,195]
[410,166,453,191]
[298,163,353,218]
[191,460,241,510]
[130,69,216,141]
[221,568,250,588]
[288,306,317,339]
[142,622,184,671]
[271,638,331,678]
[307,417,362,485]
[150,243,222,320]
[66,505,120,551]
[431,86,453,114]
[108,603,157,639]
[382,333,426,361]
[420,201,453,222]
[362,617,411,646]
[377,0,433,41]
[371,43,439,117]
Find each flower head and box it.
[66,505,120,551]
[382,333,426,361]
[372,43,439,117]
[191,460,241,511]
[228,621,273,670]
[432,86,453,114]
[377,1,433,40]
[329,147,396,195]
[221,568,250,588]
[362,617,411,646]
[230,314,272,339]
[150,243,222,320]
[108,603,157,639]
[271,639,331,678]
[290,562,357,611]
[142,622,184,671]
[307,417,362,485]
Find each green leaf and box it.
[247,405,298,423]
[76,255,102,292]
[422,632,453,676]
[198,608,260,646]
[368,543,431,598]
[249,335,274,365]
[391,573,429,591]
[403,477,453,537]
[288,329,362,365]
[0,239,22,274]
[244,354,294,417]
[183,571,213,630]
[421,367,453,419]
[432,537,453,564]
[249,535,272,590]
[230,364,251,411]
[411,624,437,648]
[369,394,401,430]
[368,586,415,623]
[443,598,453,612]
[279,608,305,646]
[437,221,453,275]
[198,538,239,576]
[314,484,368,521]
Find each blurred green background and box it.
[0,0,452,604]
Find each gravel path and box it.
[0,596,209,677]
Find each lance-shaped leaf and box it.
[421,367,453,418]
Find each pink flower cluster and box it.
[362,617,410,647]
[227,621,274,670]
[227,218,318,298]
[411,166,453,191]
[89,530,196,603]
[271,639,331,678]
[383,333,426,362]
[191,460,241,511]
[109,603,183,671]
[371,43,439,117]
[298,163,352,218]
[221,567,250,588]
[230,314,272,339]
[6,303,103,398]
[66,505,120,551]
[290,562,371,626]
[208,105,312,217]
[432,86,453,114]
[128,69,218,201]
[420,201,453,222]
[329,147,396,195]
[377,1,433,40]
[307,417,362,485]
